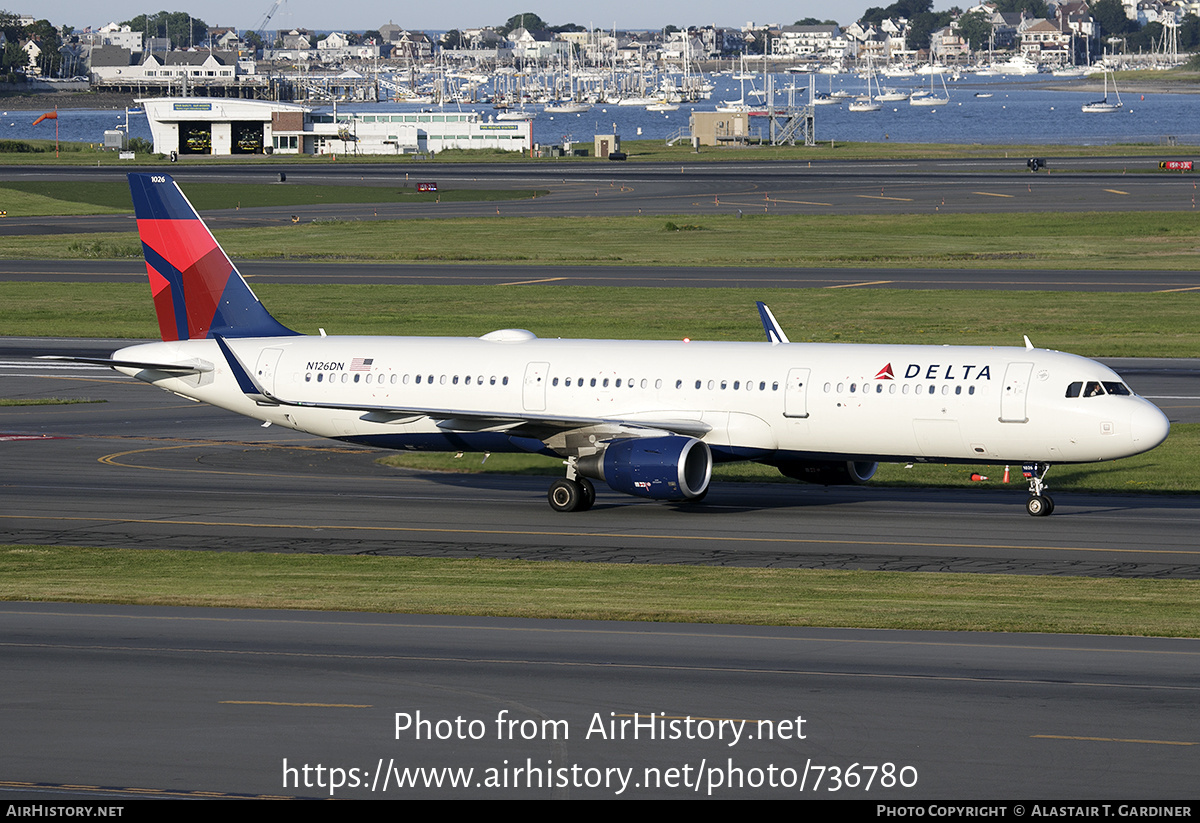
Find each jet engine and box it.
[771,459,878,486]
[578,436,712,500]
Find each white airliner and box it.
[53,174,1170,516]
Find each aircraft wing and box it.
[211,336,711,440]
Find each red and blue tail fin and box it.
[128,173,298,341]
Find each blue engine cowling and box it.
[578,436,712,500]
[770,459,878,486]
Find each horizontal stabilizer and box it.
[37,355,212,374]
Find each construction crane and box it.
[246,0,284,55]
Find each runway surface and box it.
[3,341,1198,577]
[2,158,1200,239]
[4,258,1199,291]
[3,602,1197,799]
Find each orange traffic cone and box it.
[1002,465,1010,484]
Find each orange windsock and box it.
[32,111,58,126]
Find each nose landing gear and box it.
[1024,463,1054,516]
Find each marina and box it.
[9,71,1200,151]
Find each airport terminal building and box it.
[139,98,533,157]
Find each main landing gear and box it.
[548,458,595,512]
[1024,463,1055,517]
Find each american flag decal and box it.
[350,358,374,371]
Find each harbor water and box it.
[5,73,1198,151]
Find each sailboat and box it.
[848,58,882,112]
[909,67,949,106]
[1081,67,1122,113]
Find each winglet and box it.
[213,335,278,405]
[756,302,790,345]
[128,173,299,342]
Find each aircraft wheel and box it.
[1026,495,1052,517]
[578,477,596,511]
[549,479,585,512]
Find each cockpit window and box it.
[1065,382,1082,398]
[1103,382,1131,396]
[1085,381,1105,397]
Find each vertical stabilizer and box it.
[128,173,297,341]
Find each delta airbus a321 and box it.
[53,173,1170,516]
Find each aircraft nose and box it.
[1130,401,1170,451]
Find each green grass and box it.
[0,181,544,216]
[4,211,1200,270]
[376,424,1198,494]
[3,547,1197,636]
[3,283,1196,358]
[0,397,104,406]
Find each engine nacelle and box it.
[578,436,712,501]
[771,459,878,486]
